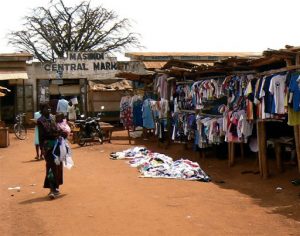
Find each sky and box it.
[1,0,300,60]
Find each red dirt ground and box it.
[1,129,300,235]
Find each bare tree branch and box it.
[8,0,141,62]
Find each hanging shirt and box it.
[131,95,143,127]
[244,80,254,120]
[155,74,168,99]
[263,76,273,114]
[269,74,287,114]
[288,108,300,126]
[259,76,271,119]
[158,99,169,119]
[120,96,133,129]
[238,112,253,142]
[289,73,300,112]
[142,99,155,129]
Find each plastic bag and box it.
[63,154,74,170]
[59,138,68,161]
[62,139,74,169]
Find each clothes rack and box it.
[176,80,194,85]
[198,113,223,118]
[196,75,225,81]
[178,109,196,114]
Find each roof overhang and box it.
[0,71,28,80]
[115,71,154,83]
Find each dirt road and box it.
[1,130,300,235]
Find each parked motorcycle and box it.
[74,113,103,146]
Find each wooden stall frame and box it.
[294,125,300,173]
[228,142,245,167]
[257,120,268,179]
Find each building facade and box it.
[0,53,33,123]
[27,52,121,121]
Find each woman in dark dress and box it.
[37,103,64,199]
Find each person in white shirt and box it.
[67,101,77,121]
[56,97,69,117]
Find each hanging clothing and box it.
[269,74,287,114]
[288,108,300,126]
[155,74,169,99]
[131,95,143,127]
[289,73,300,112]
[120,96,133,129]
[142,99,155,129]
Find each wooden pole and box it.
[294,125,300,173]
[231,142,235,166]
[274,141,283,173]
[0,97,2,121]
[22,80,26,114]
[228,142,235,167]
[293,54,300,173]
[227,142,230,166]
[84,80,88,116]
[240,142,244,160]
[90,89,95,114]
[257,120,268,179]
[256,121,262,175]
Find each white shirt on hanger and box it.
[269,74,286,114]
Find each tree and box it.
[9,0,141,62]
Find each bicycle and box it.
[14,113,27,140]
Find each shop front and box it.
[28,51,119,118]
[0,53,33,124]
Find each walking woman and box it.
[37,103,63,199]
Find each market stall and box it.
[88,79,133,122]
[116,46,300,179]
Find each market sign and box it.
[43,51,117,74]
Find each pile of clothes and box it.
[110,147,211,182]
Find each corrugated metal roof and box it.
[126,52,261,58]
[0,53,33,63]
[187,61,214,66]
[0,52,32,57]
[142,61,213,69]
[143,61,167,69]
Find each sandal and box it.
[48,192,55,200]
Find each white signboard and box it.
[42,51,118,79]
